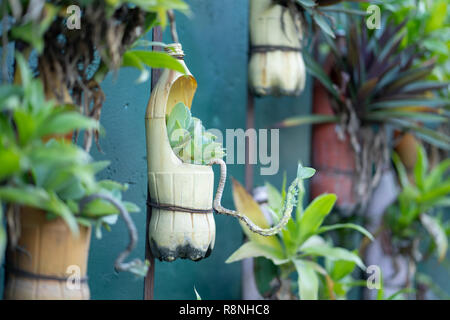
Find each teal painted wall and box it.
[88,0,249,300]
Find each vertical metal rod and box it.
[144,25,163,300]
[245,85,255,192]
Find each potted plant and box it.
[0,59,146,299]
[146,44,306,262]
[226,166,373,299]
[276,16,450,213]
[369,145,450,299]
[248,0,359,96]
[3,0,188,150]
[369,0,450,174]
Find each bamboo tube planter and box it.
[4,207,91,300]
[248,0,306,96]
[145,43,301,262]
[145,44,216,262]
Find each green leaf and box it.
[254,257,279,296]
[13,110,37,146]
[275,114,338,128]
[330,258,356,281]
[312,13,335,38]
[303,51,341,101]
[265,182,283,223]
[37,112,99,137]
[46,192,79,236]
[194,286,202,300]
[129,50,186,74]
[426,0,448,33]
[293,259,319,300]
[297,164,316,180]
[0,186,50,208]
[425,159,450,191]
[369,99,450,109]
[298,193,337,245]
[420,214,448,262]
[317,223,374,241]
[413,144,428,192]
[301,245,366,270]
[0,149,21,181]
[0,205,6,265]
[226,241,288,265]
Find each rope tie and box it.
[147,201,213,214]
[3,265,88,283]
[251,45,302,53]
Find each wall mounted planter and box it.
[145,44,216,262]
[4,207,91,300]
[248,0,305,96]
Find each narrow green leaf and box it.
[413,144,428,192]
[274,114,338,128]
[420,214,448,262]
[293,259,319,300]
[130,51,186,74]
[317,223,374,241]
[298,194,337,245]
[301,245,366,270]
[226,241,288,265]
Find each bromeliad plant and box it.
[166,102,225,165]
[226,166,373,300]
[386,144,449,265]
[0,57,146,275]
[277,16,450,209]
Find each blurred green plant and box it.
[276,16,449,210]
[361,0,450,92]
[273,0,369,40]
[0,56,146,275]
[386,144,450,263]
[166,102,225,165]
[226,166,373,300]
[1,0,188,149]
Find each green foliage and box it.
[274,0,367,39]
[0,206,6,265]
[363,0,450,86]
[226,168,373,300]
[0,57,139,237]
[387,144,450,262]
[278,16,450,150]
[166,102,225,165]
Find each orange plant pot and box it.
[310,78,357,212]
[3,207,91,300]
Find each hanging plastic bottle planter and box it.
[145,43,300,262]
[248,0,306,96]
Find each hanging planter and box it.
[248,0,306,96]
[146,43,304,262]
[4,207,91,300]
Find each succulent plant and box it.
[166,102,225,165]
